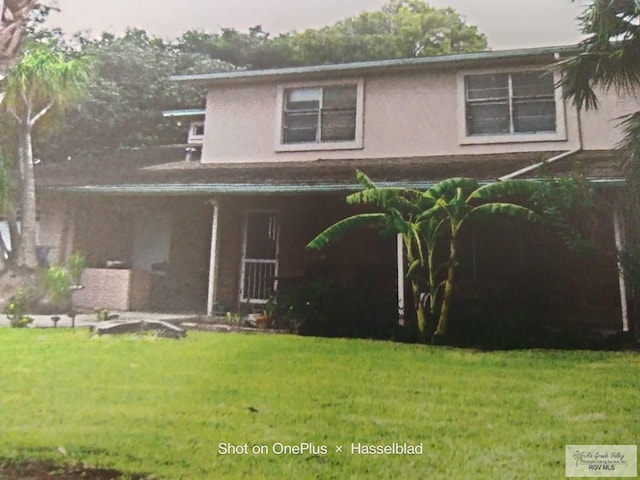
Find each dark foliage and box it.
[276,274,398,339]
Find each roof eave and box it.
[171,45,578,86]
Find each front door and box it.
[240,211,279,303]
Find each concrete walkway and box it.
[0,311,197,329]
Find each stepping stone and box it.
[92,319,186,339]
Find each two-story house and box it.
[35,45,637,332]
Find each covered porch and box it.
[35,147,633,335]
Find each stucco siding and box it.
[579,89,640,150]
[199,62,633,164]
[203,84,278,163]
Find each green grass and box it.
[0,329,638,479]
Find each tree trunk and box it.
[0,0,37,80]
[5,202,19,264]
[16,122,38,268]
[0,234,5,270]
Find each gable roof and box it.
[172,45,576,86]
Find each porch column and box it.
[613,209,630,332]
[397,233,405,326]
[206,201,220,316]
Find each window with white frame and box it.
[188,121,205,144]
[464,71,557,137]
[277,81,363,150]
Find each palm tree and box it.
[417,178,542,340]
[2,43,92,268]
[559,0,640,155]
[559,1,640,321]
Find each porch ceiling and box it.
[36,147,624,195]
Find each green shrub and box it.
[41,264,71,307]
[275,274,397,339]
[40,253,86,310]
[5,289,34,328]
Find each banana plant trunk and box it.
[410,279,428,339]
[435,232,458,340]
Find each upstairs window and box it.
[465,71,557,136]
[283,85,357,143]
[277,81,364,151]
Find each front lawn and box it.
[0,329,637,479]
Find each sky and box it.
[46,0,590,50]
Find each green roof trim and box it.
[43,177,625,196]
[171,45,577,84]
[45,183,414,195]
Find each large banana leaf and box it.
[355,169,376,189]
[307,213,387,250]
[415,202,447,222]
[468,179,540,202]
[348,187,425,216]
[350,170,431,214]
[468,202,543,224]
[423,178,479,201]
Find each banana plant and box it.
[417,178,543,340]
[307,170,440,339]
[308,172,545,342]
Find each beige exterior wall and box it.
[579,88,639,150]
[201,65,640,164]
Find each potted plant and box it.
[255,297,276,329]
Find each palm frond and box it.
[306,213,387,250]
[2,42,93,121]
[559,0,640,110]
[619,110,640,156]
